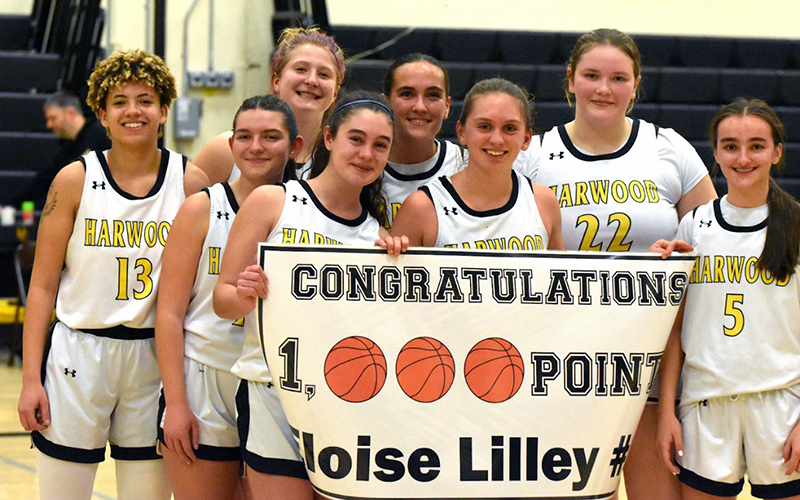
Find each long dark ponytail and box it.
[709,97,800,281]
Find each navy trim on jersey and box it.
[32,431,106,463]
[40,322,56,384]
[77,324,155,340]
[677,463,744,497]
[235,380,309,478]
[751,478,800,499]
[438,172,519,218]
[243,452,308,479]
[78,156,87,170]
[222,181,240,213]
[157,390,241,462]
[201,187,210,198]
[557,119,641,162]
[235,379,250,457]
[298,180,368,227]
[420,185,433,202]
[713,198,769,232]
[181,154,188,171]
[110,444,161,460]
[95,148,170,200]
[384,139,447,181]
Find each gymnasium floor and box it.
[0,349,759,500]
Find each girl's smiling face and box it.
[568,44,640,124]
[324,109,394,186]
[272,43,339,117]
[715,114,782,195]
[98,81,167,143]
[456,91,532,170]
[387,60,451,145]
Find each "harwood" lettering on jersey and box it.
[551,180,660,208]
[83,218,171,248]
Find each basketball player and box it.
[656,98,800,500]
[531,28,717,500]
[212,91,403,500]
[155,95,302,499]
[390,78,563,250]
[16,49,208,500]
[380,53,466,228]
[193,26,345,183]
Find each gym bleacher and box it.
[0,0,104,297]
[334,26,800,198]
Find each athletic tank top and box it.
[678,197,800,405]
[232,179,382,382]
[383,139,465,228]
[422,169,549,250]
[183,182,245,370]
[56,148,186,330]
[536,120,705,251]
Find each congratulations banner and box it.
[258,245,694,499]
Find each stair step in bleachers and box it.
[0,131,60,172]
[344,59,390,93]
[472,63,536,96]
[0,15,32,51]
[775,106,800,143]
[629,103,660,125]
[0,92,50,132]
[375,28,435,60]
[532,65,566,101]
[445,62,474,101]
[778,73,800,106]
[0,170,36,205]
[659,67,721,104]
[638,67,660,102]
[437,29,498,63]
[677,37,735,67]
[497,32,558,65]
[720,68,779,104]
[0,52,60,92]
[534,102,573,133]
[659,104,719,142]
[736,39,793,69]
[634,35,677,67]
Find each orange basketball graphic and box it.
[324,336,387,402]
[396,337,455,403]
[464,337,525,403]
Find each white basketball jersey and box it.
[383,139,465,228]
[232,179,382,382]
[423,170,549,250]
[535,119,707,251]
[679,197,800,406]
[56,148,186,330]
[183,182,245,371]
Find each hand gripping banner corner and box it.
[258,245,694,499]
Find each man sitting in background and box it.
[15,91,111,208]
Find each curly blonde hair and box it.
[86,49,177,114]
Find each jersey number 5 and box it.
[116,257,154,300]
[576,212,632,251]
[723,293,744,337]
